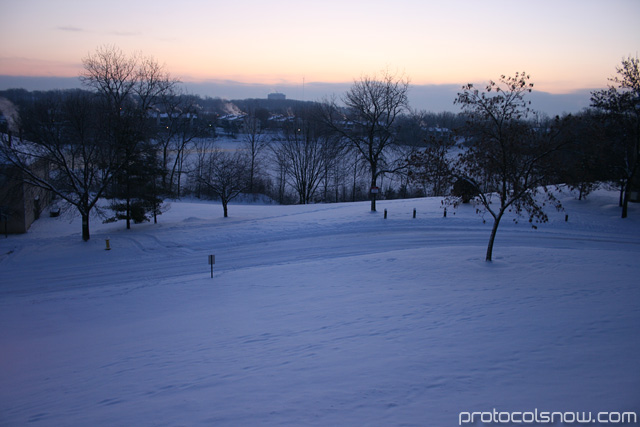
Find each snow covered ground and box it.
[1,190,639,426]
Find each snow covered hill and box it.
[1,190,639,426]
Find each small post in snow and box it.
[443,207,447,218]
[413,208,416,218]
[208,254,215,278]
[384,209,388,219]
[105,238,111,251]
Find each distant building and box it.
[268,92,286,101]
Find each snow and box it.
[1,190,639,426]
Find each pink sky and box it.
[1,0,639,95]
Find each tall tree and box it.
[272,108,334,204]
[324,71,410,211]
[551,110,616,201]
[189,137,217,199]
[241,109,268,195]
[156,90,208,197]
[454,72,564,261]
[591,55,640,218]
[80,45,178,229]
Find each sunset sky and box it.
[1,0,639,111]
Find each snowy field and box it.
[1,190,639,426]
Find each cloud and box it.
[56,26,85,32]
[55,26,140,37]
[0,75,83,91]
[55,25,142,38]
[108,31,142,37]
[528,89,594,117]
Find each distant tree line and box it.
[1,46,638,259]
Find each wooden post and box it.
[413,208,416,218]
[208,254,215,278]
[384,209,387,219]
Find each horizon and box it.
[1,0,638,115]
[0,74,594,116]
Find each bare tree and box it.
[0,90,120,241]
[591,55,640,218]
[198,150,248,217]
[80,45,178,229]
[270,141,290,204]
[323,71,410,211]
[156,89,208,197]
[241,111,268,195]
[190,137,216,199]
[320,132,348,202]
[453,72,564,261]
[407,134,455,197]
[271,109,330,204]
[550,110,616,201]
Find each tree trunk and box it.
[81,213,90,242]
[126,196,131,229]
[622,180,630,218]
[485,210,505,262]
[249,156,255,194]
[352,162,357,202]
[622,162,638,218]
[370,175,377,212]
[162,146,169,189]
[176,154,184,198]
[223,201,228,218]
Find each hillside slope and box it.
[1,191,639,425]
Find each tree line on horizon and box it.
[0,46,638,261]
